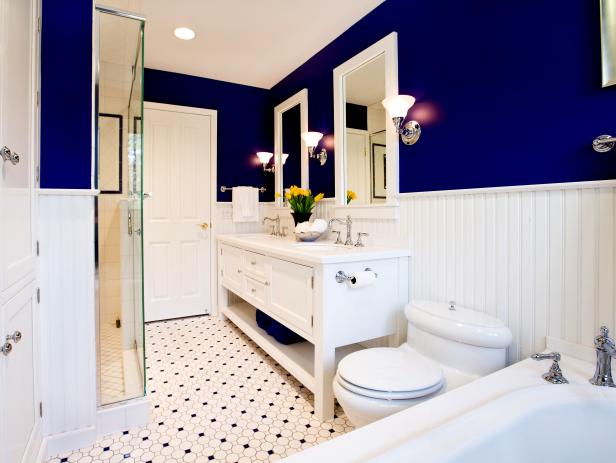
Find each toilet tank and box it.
[405,301,513,376]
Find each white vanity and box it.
[217,234,409,420]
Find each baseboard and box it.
[42,426,98,460]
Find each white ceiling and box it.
[100,0,386,89]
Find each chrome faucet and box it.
[263,215,282,237]
[328,215,353,245]
[590,326,616,387]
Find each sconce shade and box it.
[382,95,416,118]
[256,151,273,164]
[301,131,324,148]
[282,153,289,165]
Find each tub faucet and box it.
[590,326,616,388]
[328,215,353,245]
[263,215,281,237]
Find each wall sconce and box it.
[382,95,421,145]
[256,151,275,172]
[301,131,328,165]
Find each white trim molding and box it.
[37,189,100,196]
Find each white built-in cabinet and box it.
[217,237,409,420]
[0,0,41,461]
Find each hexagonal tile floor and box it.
[47,315,354,463]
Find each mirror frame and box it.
[333,32,400,219]
[274,89,309,208]
[601,0,616,87]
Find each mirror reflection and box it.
[281,104,302,192]
[344,54,387,205]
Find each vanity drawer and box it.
[243,250,268,279]
[244,274,268,308]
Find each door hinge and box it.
[36,90,40,107]
[36,240,39,256]
[37,16,41,33]
[36,288,40,303]
[311,276,314,289]
[220,248,223,256]
[35,165,40,183]
[311,315,314,327]
[39,402,43,418]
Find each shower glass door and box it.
[95,6,146,406]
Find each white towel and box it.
[232,186,259,223]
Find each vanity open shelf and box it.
[217,234,409,420]
[223,301,364,393]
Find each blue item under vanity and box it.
[255,309,305,345]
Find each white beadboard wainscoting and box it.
[314,181,616,364]
[38,193,98,453]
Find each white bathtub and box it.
[371,385,616,463]
[282,340,616,463]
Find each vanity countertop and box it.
[217,234,410,265]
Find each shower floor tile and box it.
[48,315,354,463]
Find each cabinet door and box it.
[1,284,36,463]
[268,259,313,336]
[220,245,244,294]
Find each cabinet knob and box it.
[1,342,12,356]
[237,269,242,274]
[6,331,21,343]
[250,261,256,265]
[250,288,256,293]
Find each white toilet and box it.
[334,300,513,427]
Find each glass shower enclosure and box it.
[95,5,145,406]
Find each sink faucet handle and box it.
[531,352,568,384]
[354,232,369,247]
[332,230,343,245]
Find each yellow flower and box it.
[314,192,324,202]
[346,190,357,204]
[284,192,291,199]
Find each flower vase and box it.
[291,212,312,226]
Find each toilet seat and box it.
[336,347,444,400]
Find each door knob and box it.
[1,146,19,165]
[1,342,12,356]
[6,331,22,343]
[199,222,209,230]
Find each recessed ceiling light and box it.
[174,27,196,40]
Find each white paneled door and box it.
[0,0,39,462]
[144,106,213,321]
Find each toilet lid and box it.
[337,348,443,396]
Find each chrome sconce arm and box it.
[382,95,421,146]
[592,134,616,152]
[302,131,328,166]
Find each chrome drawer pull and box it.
[250,288,256,293]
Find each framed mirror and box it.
[601,0,616,87]
[333,32,399,218]
[274,89,308,207]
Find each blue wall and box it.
[40,0,93,189]
[41,0,616,194]
[144,69,274,201]
[271,0,616,195]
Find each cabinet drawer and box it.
[243,250,268,279]
[244,275,268,308]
